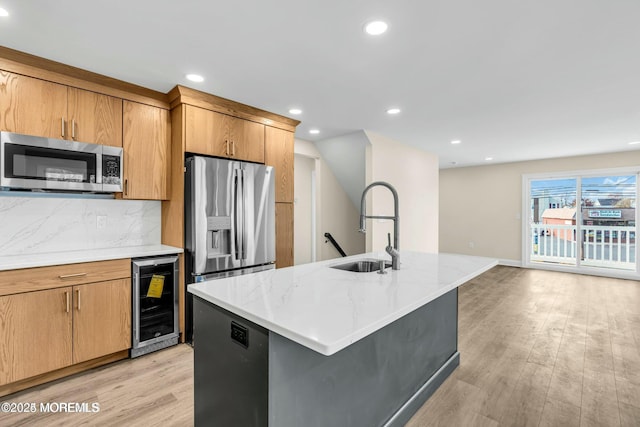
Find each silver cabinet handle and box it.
[58,272,87,279]
[65,291,70,313]
[225,139,230,156]
[76,289,81,311]
[71,119,76,140]
[232,140,236,156]
[124,179,129,196]
[61,117,65,138]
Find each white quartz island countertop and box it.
[189,251,498,356]
[0,244,183,271]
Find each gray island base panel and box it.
[193,288,458,427]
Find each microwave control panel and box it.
[103,154,122,185]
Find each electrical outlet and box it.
[469,241,475,249]
[96,215,107,229]
[231,322,249,348]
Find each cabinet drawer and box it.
[0,258,131,296]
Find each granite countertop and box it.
[188,251,498,356]
[0,244,183,271]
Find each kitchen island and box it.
[188,251,497,427]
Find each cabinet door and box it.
[230,118,265,163]
[73,279,131,364]
[275,203,294,268]
[0,287,73,385]
[68,88,123,147]
[265,127,294,203]
[185,105,232,157]
[123,100,171,200]
[0,71,67,139]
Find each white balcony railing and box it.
[530,224,636,270]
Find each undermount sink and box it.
[330,259,392,273]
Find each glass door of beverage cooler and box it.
[131,256,180,358]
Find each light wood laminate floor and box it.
[408,266,640,427]
[2,266,639,426]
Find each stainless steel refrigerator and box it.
[184,155,276,342]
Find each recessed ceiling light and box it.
[485,156,494,161]
[289,108,302,115]
[450,161,457,165]
[186,74,204,83]
[628,141,640,145]
[365,21,388,36]
[0,7,8,17]
[451,140,461,145]
[386,108,401,115]
[309,129,320,135]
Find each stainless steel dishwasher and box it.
[131,255,180,358]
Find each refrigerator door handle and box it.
[241,169,247,260]
[234,168,242,261]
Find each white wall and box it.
[0,195,160,255]
[294,154,315,264]
[440,150,640,263]
[364,132,439,253]
[313,131,368,208]
[294,139,365,261]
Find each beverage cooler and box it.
[131,256,180,358]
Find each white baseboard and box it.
[498,259,522,267]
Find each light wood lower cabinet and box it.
[0,287,73,385]
[0,258,130,296]
[0,260,132,390]
[72,279,131,364]
[0,278,131,387]
[276,203,294,268]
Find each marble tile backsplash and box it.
[0,196,161,256]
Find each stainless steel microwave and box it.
[0,131,122,193]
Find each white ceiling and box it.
[1,0,639,168]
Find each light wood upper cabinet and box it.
[265,126,294,203]
[185,105,231,157]
[0,71,124,147]
[73,279,131,364]
[123,100,171,200]
[0,287,73,386]
[0,71,68,139]
[68,88,123,147]
[230,118,265,163]
[185,105,264,163]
